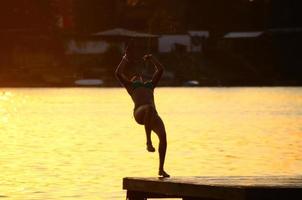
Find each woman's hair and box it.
[131,72,153,82]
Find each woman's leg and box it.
[134,106,169,177]
[151,115,170,177]
[144,106,156,152]
[133,105,155,152]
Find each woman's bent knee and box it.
[134,105,155,125]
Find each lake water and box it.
[0,87,302,199]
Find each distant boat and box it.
[183,80,200,87]
[74,79,104,86]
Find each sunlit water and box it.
[0,87,302,199]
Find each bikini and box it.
[132,81,156,113]
[132,81,153,90]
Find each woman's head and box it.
[131,74,143,82]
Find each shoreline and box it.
[1,86,302,89]
[0,83,302,88]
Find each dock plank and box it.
[123,176,302,200]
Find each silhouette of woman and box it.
[115,48,170,177]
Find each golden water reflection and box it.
[0,88,301,199]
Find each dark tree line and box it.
[0,0,58,31]
[0,0,301,86]
[72,0,301,34]
[1,0,300,33]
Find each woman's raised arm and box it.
[144,54,164,87]
[115,55,131,87]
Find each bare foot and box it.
[146,143,155,152]
[159,170,170,178]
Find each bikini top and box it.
[132,81,153,90]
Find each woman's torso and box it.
[128,81,156,110]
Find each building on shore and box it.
[65,28,158,55]
[158,31,209,53]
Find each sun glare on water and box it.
[0,88,301,199]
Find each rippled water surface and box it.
[0,87,302,199]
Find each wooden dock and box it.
[123,176,302,200]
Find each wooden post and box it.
[127,191,147,200]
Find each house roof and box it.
[224,31,263,38]
[92,28,158,38]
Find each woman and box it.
[115,50,170,178]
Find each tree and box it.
[0,0,58,31]
[73,0,123,33]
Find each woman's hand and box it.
[123,45,133,62]
[123,45,130,60]
[122,54,129,62]
[124,41,136,62]
[143,54,153,61]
